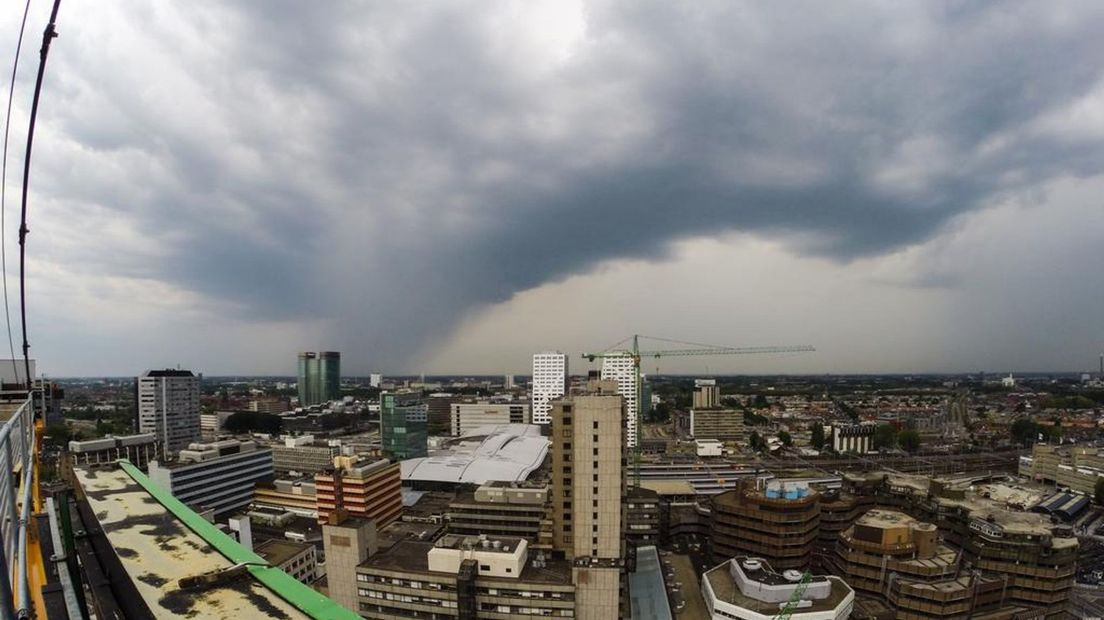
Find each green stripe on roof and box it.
[117,459,361,620]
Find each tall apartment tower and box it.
[137,369,201,453]
[693,378,720,409]
[600,352,639,448]
[531,351,568,425]
[551,379,626,620]
[297,351,340,406]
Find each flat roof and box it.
[361,540,572,586]
[255,539,313,567]
[640,480,697,496]
[75,466,313,619]
[629,546,672,620]
[704,560,851,617]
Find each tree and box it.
[753,394,769,409]
[873,424,898,451]
[749,431,766,453]
[1095,478,1104,506]
[1010,418,1039,447]
[224,411,282,434]
[810,423,825,451]
[898,429,922,454]
[778,430,793,447]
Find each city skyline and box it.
[3,2,1103,377]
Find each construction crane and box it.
[581,335,815,485]
[774,570,812,620]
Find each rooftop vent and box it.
[783,570,803,582]
[742,559,762,572]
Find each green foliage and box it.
[1040,395,1095,410]
[749,431,767,452]
[778,430,792,447]
[752,394,769,409]
[743,410,769,426]
[44,423,76,446]
[1010,417,1061,446]
[873,424,898,450]
[224,411,283,434]
[810,423,825,450]
[1095,478,1104,506]
[898,429,922,454]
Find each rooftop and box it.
[704,558,852,617]
[401,424,549,485]
[361,539,572,585]
[74,465,322,619]
[255,539,313,567]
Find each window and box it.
[593,421,599,429]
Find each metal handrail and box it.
[0,395,35,620]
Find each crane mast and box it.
[581,335,814,486]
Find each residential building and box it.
[315,456,403,527]
[449,401,530,436]
[136,369,201,453]
[254,539,318,584]
[711,479,820,570]
[68,433,160,469]
[380,392,428,459]
[147,439,274,517]
[702,556,854,620]
[355,534,575,619]
[250,397,290,414]
[600,352,639,448]
[531,351,568,425]
[297,351,340,406]
[693,378,720,409]
[369,373,382,388]
[447,482,553,548]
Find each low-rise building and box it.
[690,408,745,442]
[356,534,575,619]
[147,439,274,517]
[271,434,341,474]
[254,538,318,584]
[830,423,875,454]
[702,556,854,620]
[446,482,552,547]
[253,477,318,518]
[68,433,160,469]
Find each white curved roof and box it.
[401,424,549,485]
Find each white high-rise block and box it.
[137,369,201,453]
[600,353,638,448]
[531,352,568,425]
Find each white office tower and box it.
[600,352,639,448]
[137,369,201,453]
[369,373,382,388]
[531,351,568,425]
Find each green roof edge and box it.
[117,459,361,620]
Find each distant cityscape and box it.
[0,348,1087,618]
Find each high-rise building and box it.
[551,379,626,620]
[136,369,201,453]
[600,352,639,448]
[693,378,720,409]
[531,351,568,425]
[322,511,378,612]
[380,392,428,460]
[315,456,403,526]
[297,351,340,406]
[369,372,382,388]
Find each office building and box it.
[147,439,274,517]
[68,433,160,469]
[370,373,383,388]
[711,479,820,570]
[449,401,530,436]
[690,409,745,442]
[380,392,428,459]
[693,378,720,409]
[600,352,639,448]
[531,351,568,425]
[504,374,515,390]
[625,486,661,549]
[355,534,575,619]
[250,397,290,414]
[253,478,318,518]
[551,379,626,620]
[136,369,201,453]
[426,393,461,435]
[271,435,341,474]
[702,556,854,620]
[323,511,378,612]
[830,423,876,454]
[297,351,340,406]
[315,455,403,527]
[447,482,553,547]
[254,539,318,585]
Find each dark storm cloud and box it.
[22,0,1104,368]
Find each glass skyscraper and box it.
[380,392,428,460]
[297,351,341,406]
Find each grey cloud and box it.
[19,0,1104,371]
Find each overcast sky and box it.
[1,1,1102,377]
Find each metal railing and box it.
[0,395,35,619]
